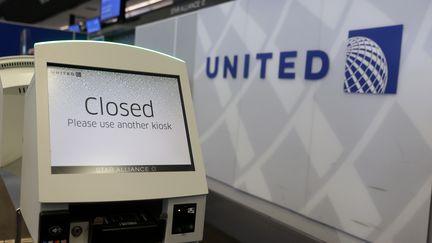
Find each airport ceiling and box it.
[0,0,151,29]
[0,0,94,24]
[0,0,223,29]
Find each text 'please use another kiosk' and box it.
[20,41,208,243]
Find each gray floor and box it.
[0,173,30,241]
[205,191,321,243]
[0,173,16,240]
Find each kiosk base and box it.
[35,195,206,243]
[39,200,165,243]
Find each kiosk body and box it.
[20,41,208,243]
[0,55,34,170]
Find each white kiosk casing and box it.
[0,55,34,169]
[21,41,208,243]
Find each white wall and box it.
[135,1,432,242]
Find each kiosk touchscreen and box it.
[20,41,208,243]
[0,55,34,171]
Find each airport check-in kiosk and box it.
[0,55,34,170]
[20,41,208,243]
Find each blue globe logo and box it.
[344,36,388,94]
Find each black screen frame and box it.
[47,62,195,174]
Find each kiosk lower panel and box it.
[38,200,166,243]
